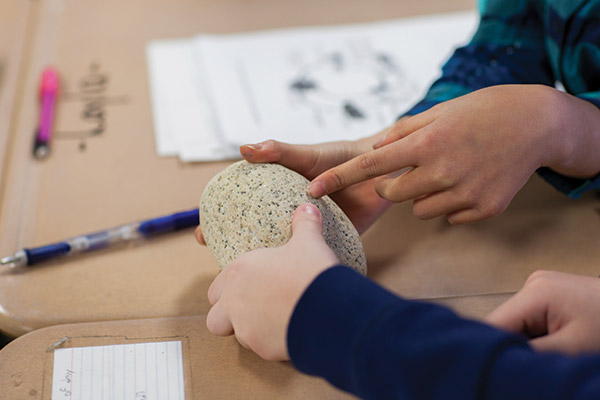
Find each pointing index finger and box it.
[309,141,417,197]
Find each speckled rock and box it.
[200,161,366,274]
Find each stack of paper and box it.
[146,12,477,162]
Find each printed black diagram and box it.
[288,43,415,127]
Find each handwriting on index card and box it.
[51,341,185,400]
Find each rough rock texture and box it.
[200,161,366,274]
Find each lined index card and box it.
[51,341,185,400]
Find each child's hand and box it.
[240,136,392,234]
[308,84,600,224]
[194,134,393,246]
[205,204,339,360]
[486,270,600,355]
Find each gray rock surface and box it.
[200,161,366,274]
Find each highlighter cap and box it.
[40,67,59,95]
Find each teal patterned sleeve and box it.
[404,1,554,116]
[403,0,600,197]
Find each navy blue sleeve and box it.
[288,266,600,400]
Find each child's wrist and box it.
[537,86,578,172]
[542,87,600,178]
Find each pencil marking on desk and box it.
[10,372,23,387]
[46,336,71,352]
[54,62,129,151]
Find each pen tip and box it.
[1,253,26,268]
[34,145,50,159]
[0,256,13,265]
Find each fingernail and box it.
[373,136,386,149]
[299,203,320,216]
[241,143,263,158]
[309,181,326,198]
[244,143,263,151]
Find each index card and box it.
[51,340,185,400]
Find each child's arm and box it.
[308,84,600,224]
[399,0,600,198]
[289,266,600,400]
[201,205,600,399]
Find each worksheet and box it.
[147,11,477,161]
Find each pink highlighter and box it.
[33,66,59,159]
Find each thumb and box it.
[194,226,206,245]
[485,290,549,337]
[290,203,324,242]
[529,325,583,354]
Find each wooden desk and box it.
[3,0,600,397]
[0,0,31,180]
[0,290,512,400]
[2,0,600,340]
[1,0,600,339]
[0,0,495,338]
[0,316,355,399]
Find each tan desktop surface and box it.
[0,291,512,398]
[0,0,31,182]
[0,285,512,399]
[0,316,357,400]
[2,0,600,342]
[0,293,522,399]
[2,0,599,397]
[0,289,515,400]
[0,0,496,338]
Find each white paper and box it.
[146,11,478,162]
[52,341,185,400]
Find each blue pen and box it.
[0,208,199,268]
